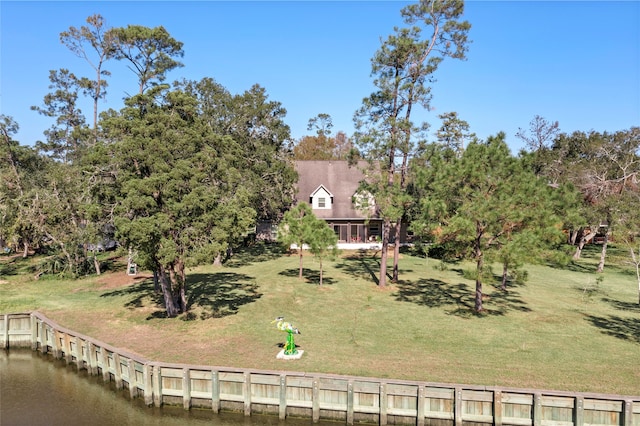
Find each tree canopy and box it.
[100,86,263,316]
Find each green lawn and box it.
[1,243,638,396]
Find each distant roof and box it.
[294,160,373,220]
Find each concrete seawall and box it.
[3,312,639,426]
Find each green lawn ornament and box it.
[272,316,301,356]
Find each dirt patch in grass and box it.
[97,270,153,290]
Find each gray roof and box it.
[294,160,374,220]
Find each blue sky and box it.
[1,1,639,153]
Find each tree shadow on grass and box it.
[584,314,640,344]
[186,272,262,319]
[486,284,532,314]
[0,254,37,277]
[565,261,632,275]
[554,254,632,275]
[279,268,337,285]
[225,242,287,268]
[334,250,383,285]
[100,272,261,320]
[0,257,19,277]
[395,278,472,309]
[334,250,418,285]
[549,261,595,274]
[394,278,531,317]
[100,278,161,314]
[601,297,640,313]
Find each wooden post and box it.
[494,390,503,426]
[243,371,251,416]
[279,374,287,420]
[454,387,463,426]
[312,377,320,423]
[62,332,71,363]
[74,336,83,371]
[347,380,354,425]
[98,348,109,381]
[417,385,425,426]
[380,382,388,426]
[183,368,191,410]
[39,321,47,354]
[533,393,542,426]
[128,359,138,398]
[143,363,153,406]
[622,400,633,426]
[87,342,98,375]
[211,370,220,413]
[2,314,8,349]
[113,353,123,389]
[52,329,62,359]
[574,396,584,426]
[153,365,162,407]
[30,313,38,350]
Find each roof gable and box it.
[310,184,333,198]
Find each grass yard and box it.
[1,243,638,396]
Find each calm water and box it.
[0,350,328,426]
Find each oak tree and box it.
[102,86,256,317]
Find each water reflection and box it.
[0,350,326,426]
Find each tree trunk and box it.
[298,248,304,280]
[573,242,583,260]
[22,239,29,258]
[392,219,401,283]
[474,227,484,312]
[569,229,579,245]
[93,253,101,275]
[153,270,160,293]
[127,247,135,275]
[574,229,595,260]
[573,235,588,260]
[596,234,608,273]
[319,258,323,286]
[168,261,187,313]
[631,247,640,306]
[379,219,391,287]
[159,266,180,317]
[475,256,484,312]
[179,285,187,312]
[177,259,187,311]
[501,262,508,291]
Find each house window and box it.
[350,224,365,243]
[318,197,326,208]
[334,224,348,242]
